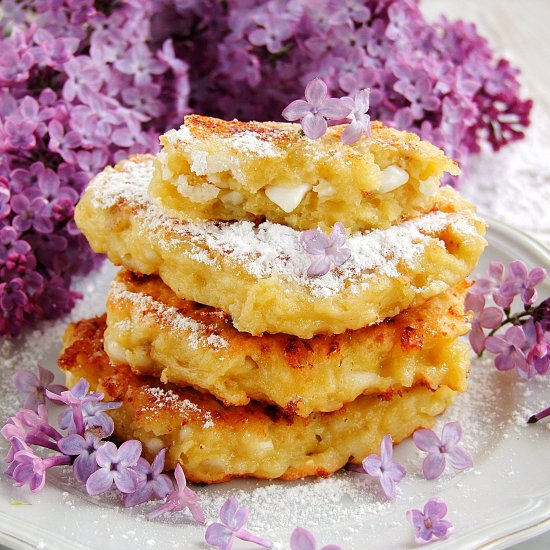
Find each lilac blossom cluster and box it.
[0,0,187,336]
[0,0,532,336]
[467,260,550,425]
[192,0,532,163]
[2,368,208,521]
[467,261,549,380]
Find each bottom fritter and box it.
[58,316,462,484]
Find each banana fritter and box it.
[59,316,460,484]
[150,115,460,232]
[105,270,471,416]
[75,155,486,338]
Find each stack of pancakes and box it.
[63,116,487,483]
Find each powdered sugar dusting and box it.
[227,132,283,158]
[166,125,284,159]
[110,281,228,351]
[142,386,214,428]
[89,158,481,298]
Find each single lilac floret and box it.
[523,318,550,377]
[469,261,512,308]
[300,222,351,277]
[290,526,342,550]
[11,447,70,493]
[406,497,453,544]
[58,398,121,437]
[413,421,473,480]
[464,293,503,355]
[7,405,63,450]
[13,365,67,411]
[485,325,530,378]
[500,260,547,306]
[3,437,30,478]
[282,78,352,139]
[125,448,173,508]
[148,463,203,523]
[205,496,272,550]
[46,378,103,435]
[58,431,103,483]
[357,434,406,500]
[86,440,142,495]
[340,88,371,144]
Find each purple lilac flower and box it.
[413,422,473,480]
[485,325,530,378]
[522,319,550,377]
[46,378,103,435]
[358,434,406,500]
[290,527,342,550]
[2,406,63,453]
[58,431,103,483]
[469,261,512,308]
[300,222,351,277]
[249,10,295,54]
[464,293,503,355]
[13,365,67,411]
[11,446,70,493]
[148,463,204,523]
[14,405,63,442]
[406,498,453,544]
[58,398,121,437]
[500,260,547,306]
[205,497,272,549]
[124,448,173,508]
[282,79,352,139]
[86,440,142,495]
[340,88,371,144]
[3,436,30,478]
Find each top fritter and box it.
[150,115,460,232]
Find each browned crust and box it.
[109,269,471,368]
[177,116,459,176]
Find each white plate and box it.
[1,217,549,550]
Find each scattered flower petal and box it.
[413,422,473,480]
[357,435,406,500]
[283,78,352,139]
[290,526,342,550]
[406,498,453,544]
[148,464,204,523]
[300,222,351,277]
[205,497,272,549]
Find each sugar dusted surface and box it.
[142,386,214,428]
[91,157,480,298]
[110,280,228,351]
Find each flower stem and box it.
[485,308,536,339]
[25,434,60,452]
[71,404,85,435]
[43,455,71,469]
[527,406,550,424]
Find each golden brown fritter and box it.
[74,155,486,338]
[105,270,471,416]
[150,115,460,232]
[59,316,460,484]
